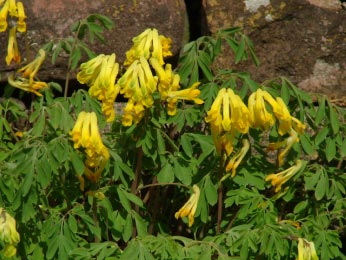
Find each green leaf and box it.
[293,200,308,214]
[315,172,328,200]
[325,138,336,162]
[328,103,340,135]
[281,81,290,104]
[157,163,174,183]
[70,149,85,176]
[300,134,315,155]
[315,96,326,125]
[70,47,82,70]
[235,36,246,64]
[68,215,78,233]
[117,187,132,212]
[173,158,191,185]
[37,156,52,188]
[204,176,217,206]
[181,134,193,157]
[22,170,34,197]
[340,137,346,157]
[314,127,329,146]
[46,235,60,259]
[122,214,132,242]
[133,211,148,237]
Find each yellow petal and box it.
[16,2,26,32]
[6,26,21,65]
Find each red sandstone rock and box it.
[0,0,187,81]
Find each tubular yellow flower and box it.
[228,89,250,134]
[205,88,226,127]
[225,139,250,177]
[8,49,48,96]
[77,54,105,86]
[0,0,9,32]
[8,75,48,96]
[297,238,319,260]
[269,129,299,166]
[0,208,20,258]
[124,28,172,66]
[165,82,204,115]
[119,57,157,101]
[206,88,250,157]
[6,26,20,65]
[16,2,26,32]
[70,112,109,184]
[175,185,200,227]
[160,35,172,57]
[273,97,292,135]
[78,54,120,122]
[248,88,275,130]
[7,0,16,16]
[265,159,302,192]
[17,48,46,81]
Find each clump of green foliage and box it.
[0,13,345,260]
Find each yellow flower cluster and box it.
[175,185,200,227]
[0,208,20,258]
[205,87,305,182]
[8,49,48,96]
[205,88,250,176]
[117,56,158,126]
[77,28,204,126]
[0,0,26,65]
[70,111,109,187]
[77,54,120,122]
[248,88,305,166]
[124,28,172,66]
[297,238,319,260]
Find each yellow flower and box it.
[124,28,172,66]
[117,56,158,125]
[7,0,16,17]
[77,54,105,86]
[297,238,319,260]
[8,75,48,96]
[77,54,120,122]
[205,88,250,156]
[0,0,9,32]
[267,128,299,166]
[8,49,48,96]
[5,26,20,65]
[165,82,204,116]
[225,139,250,177]
[70,112,109,184]
[175,185,200,227]
[16,2,26,33]
[265,159,302,192]
[248,88,275,130]
[17,49,46,80]
[273,97,292,135]
[0,208,20,258]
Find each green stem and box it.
[92,196,99,242]
[64,21,83,98]
[137,182,190,191]
[131,147,143,238]
[217,152,225,234]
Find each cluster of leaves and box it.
[0,15,346,260]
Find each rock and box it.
[203,0,346,100]
[0,0,187,81]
